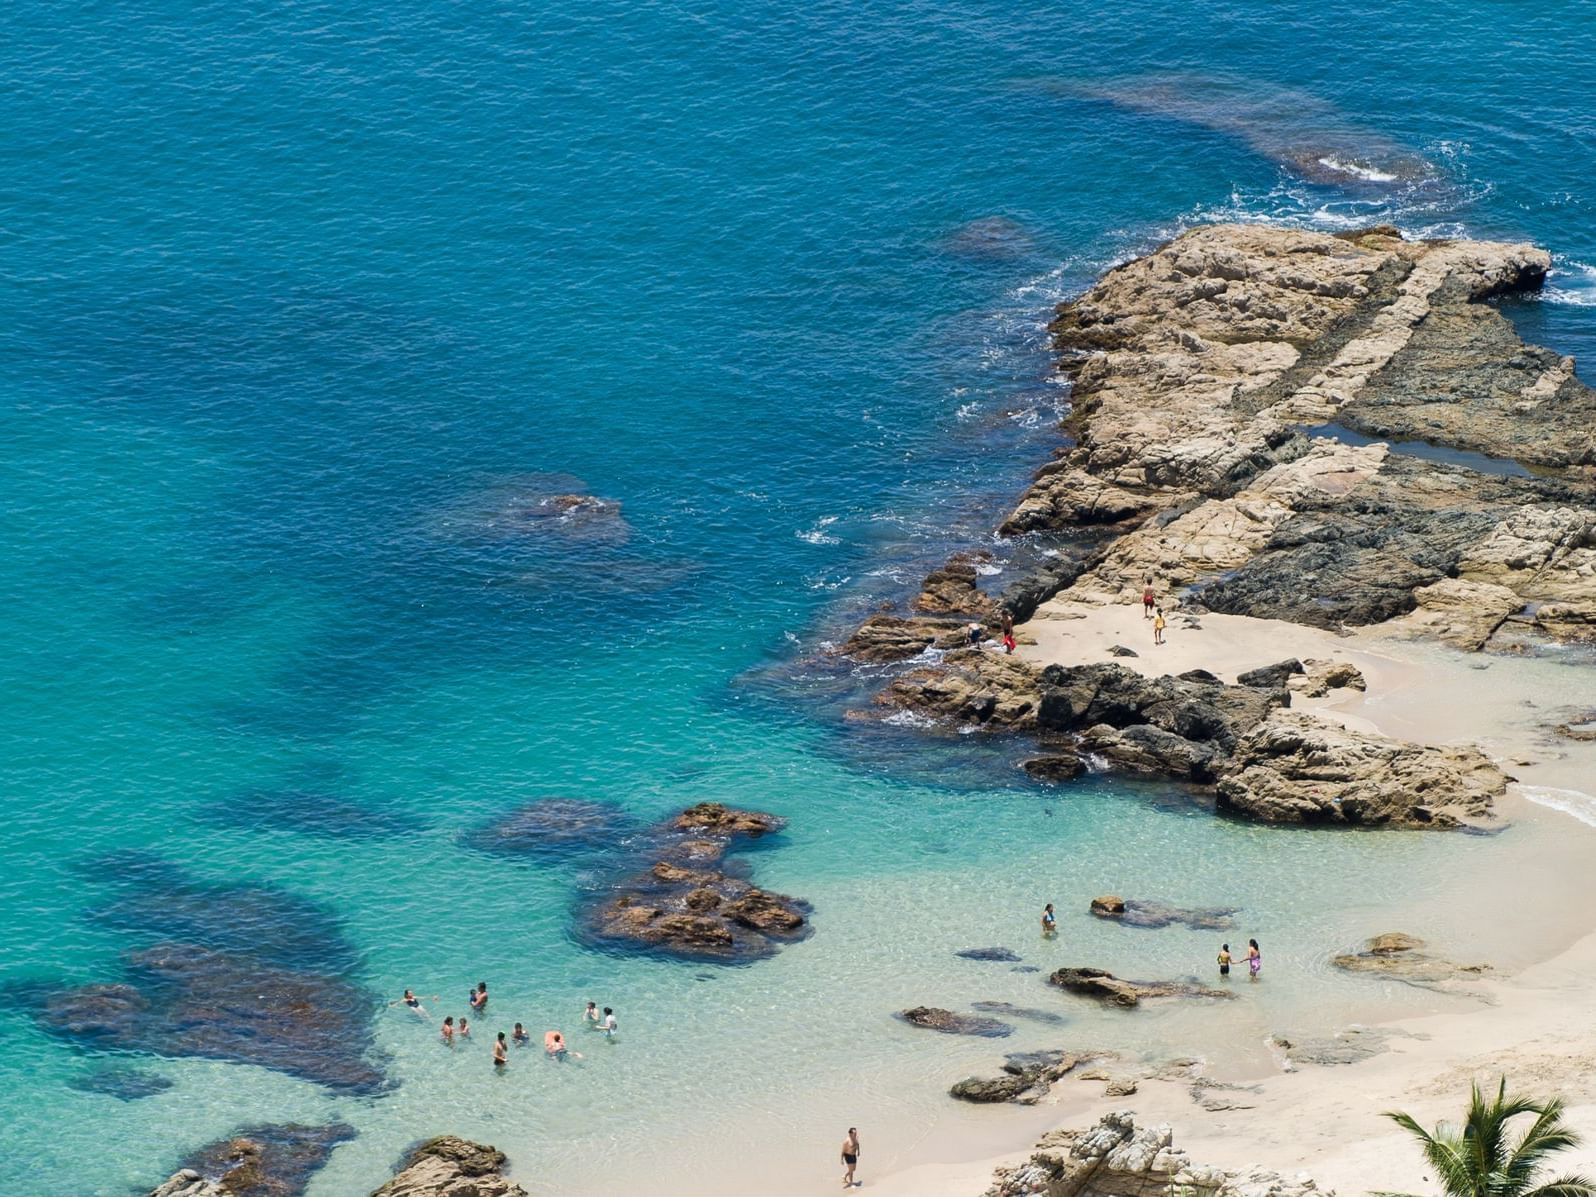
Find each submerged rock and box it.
[1047,966,1233,1007]
[371,1137,528,1197]
[175,1123,357,1197]
[461,798,632,860]
[956,947,1023,962]
[896,1006,1014,1038]
[1089,896,1239,931]
[970,1000,1065,1025]
[67,1066,174,1101]
[41,942,386,1094]
[201,790,418,842]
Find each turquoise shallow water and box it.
[3,2,1596,1194]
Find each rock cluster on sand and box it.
[576,803,809,962]
[842,223,1596,829]
[982,1110,1329,1197]
[951,1049,1104,1104]
[1330,932,1490,986]
[1048,967,1233,1007]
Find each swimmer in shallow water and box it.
[512,1023,529,1046]
[459,1016,472,1039]
[544,1030,583,1060]
[440,1016,455,1047]
[493,1032,508,1068]
[390,989,434,1018]
[1217,943,1232,978]
[583,1000,599,1025]
[601,1007,617,1039]
[470,982,488,1013]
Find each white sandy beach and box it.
[863,597,1596,1196]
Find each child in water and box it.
[440,1016,455,1047]
[1217,944,1232,978]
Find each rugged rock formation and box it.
[1089,896,1239,930]
[574,804,809,962]
[1330,932,1490,986]
[1048,967,1234,1007]
[842,223,1596,828]
[876,649,1044,728]
[1215,712,1506,827]
[897,1006,1014,1037]
[147,1124,356,1197]
[370,1137,528,1197]
[982,1110,1329,1197]
[951,1049,1101,1104]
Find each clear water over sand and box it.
[2,1,1595,1193]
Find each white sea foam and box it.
[1314,156,1400,184]
[1519,785,1596,828]
[796,515,841,545]
[883,709,938,729]
[1543,258,1596,306]
[974,562,1003,576]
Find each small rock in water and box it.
[896,1006,1014,1037]
[956,947,1022,962]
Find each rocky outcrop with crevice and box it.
[982,1110,1330,1197]
[1330,931,1491,987]
[371,1137,528,1197]
[839,223,1592,828]
[1048,966,1234,1007]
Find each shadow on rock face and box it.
[39,943,387,1094]
[177,1122,357,1197]
[460,798,636,863]
[65,1066,174,1101]
[200,790,421,842]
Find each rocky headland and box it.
[844,223,1596,827]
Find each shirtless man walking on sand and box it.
[840,1127,861,1188]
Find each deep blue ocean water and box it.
[3,3,1595,1194]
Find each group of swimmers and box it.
[391,983,619,1069]
[1040,905,1263,980]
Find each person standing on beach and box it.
[840,1127,861,1189]
[1153,607,1166,645]
[493,1032,508,1069]
[1000,608,1016,654]
[1041,903,1057,937]
[1142,578,1155,619]
[1217,943,1232,978]
[1246,938,1261,980]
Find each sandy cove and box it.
[868,917,1596,1197]
[837,222,1596,1195]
